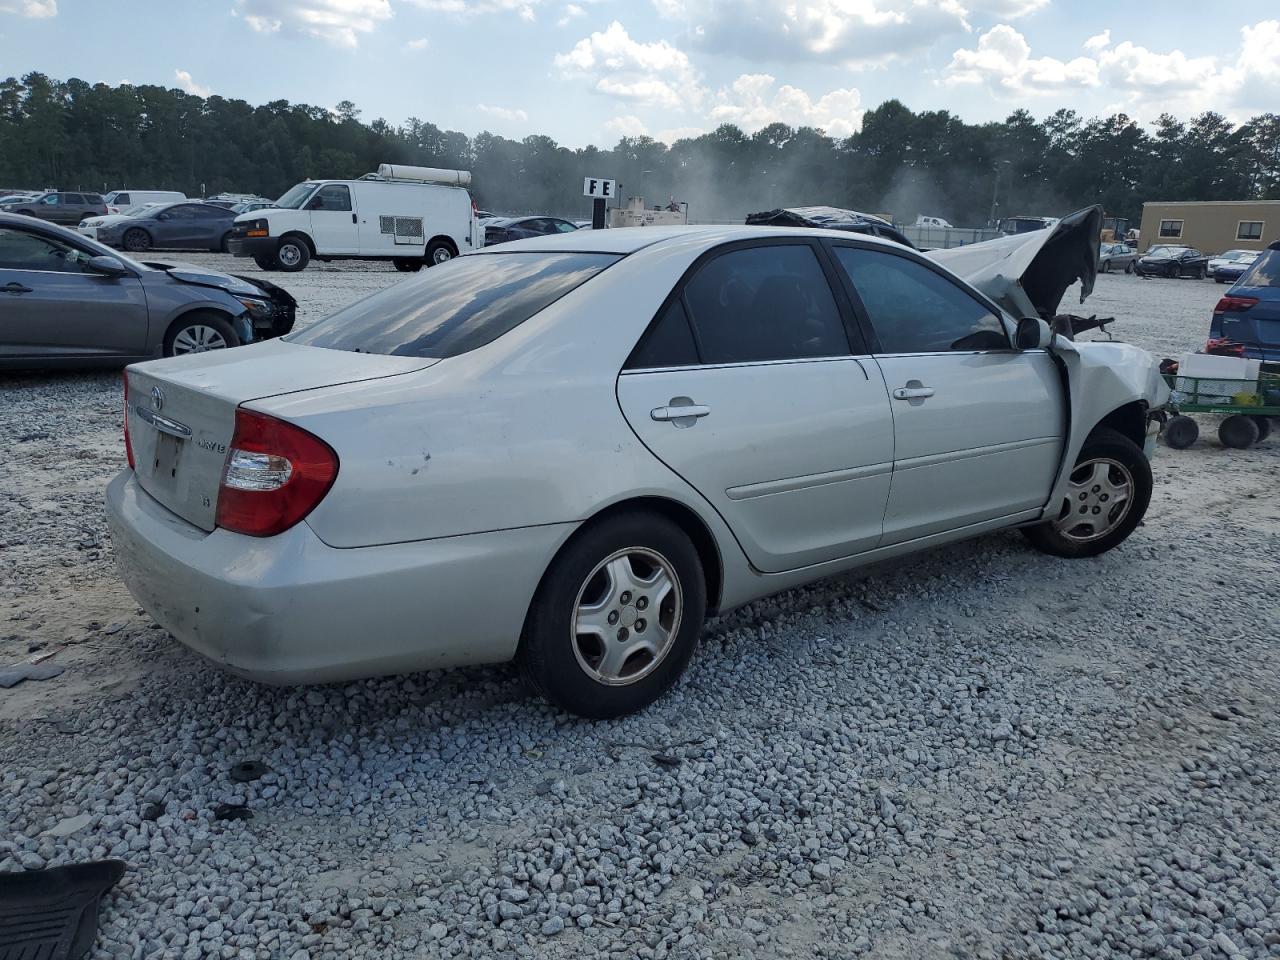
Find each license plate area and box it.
[152,432,185,487]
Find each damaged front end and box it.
[232,275,297,340]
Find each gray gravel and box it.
[1,261,1277,959]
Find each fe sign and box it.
[583,177,615,199]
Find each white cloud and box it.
[656,125,704,143]
[605,114,649,137]
[943,23,1098,95]
[174,69,211,97]
[968,0,1049,17]
[710,73,865,137]
[651,0,972,67]
[406,0,541,20]
[405,36,429,49]
[1083,28,1110,53]
[0,0,56,16]
[477,103,530,123]
[234,0,391,47]
[557,3,584,27]
[555,20,703,109]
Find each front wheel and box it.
[1163,414,1199,449]
[275,237,310,272]
[1125,261,1134,274]
[517,512,706,719]
[164,313,239,357]
[1219,415,1259,449]
[1250,416,1273,443]
[1022,428,1153,559]
[123,228,151,253]
[1167,264,1180,279]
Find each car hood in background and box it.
[140,259,296,306]
[927,205,1102,319]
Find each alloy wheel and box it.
[572,547,682,686]
[1053,458,1134,543]
[171,324,229,354]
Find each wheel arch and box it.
[1089,399,1148,448]
[279,230,315,255]
[427,234,459,257]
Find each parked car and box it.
[1213,252,1260,285]
[915,215,954,229]
[229,199,276,215]
[1135,245,1208,278]
[484,216,580,246]
[228,165,478,272]
[1098,241,1137,273]
[94,201,240,253]
[78,203,164,240]
[1209,241,1280,362]
[0,192,39,208]
[106,223,1166,718]
[745,207,915,248]
[1207,248,1253,279]
[7,191,108,225]
[0,212,295,369]
[999,216,1055,235]
[103,190,186,215]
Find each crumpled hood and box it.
[140,259,292,303]
[927,205,1102,319]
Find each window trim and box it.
[1237,220,1264,241]
[1158,219,1184,239]
[622,235,865,371]
[820,237,1014,355]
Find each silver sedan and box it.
[107,225,1167,718]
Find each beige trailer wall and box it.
[1138,201,1280,255]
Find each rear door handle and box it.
[651,402,710,422]
[892,385,935,400]
[2,282,33,295]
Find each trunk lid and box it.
[126,339,434,531]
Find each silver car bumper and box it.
[105,470,573,684]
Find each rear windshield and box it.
[1238,249,1280,288]
[288,252,619,358]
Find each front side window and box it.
[40,194,58,205]
[681,244,850,364]
[113,193,130,205]
[289,252,618,358]
[1159,219,1183,238]
[833,246,1008,354]
[0,227,94,273]
[309,185,351,211]
[1237,221,1264,241]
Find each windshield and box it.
[276,182,320,209]
[289,252,619,358]
[1147,246,1184,257]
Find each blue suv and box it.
[1210,240,1280,362]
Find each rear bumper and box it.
[105,470,574,684]
[227,236,277,259]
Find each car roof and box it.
[472,224,911,256]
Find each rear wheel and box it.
[1100,260,1111,273]
[276,237,310,272]
[1022,428,1152,559]
[426,239,454,266]
[1163,415,1199,450]
[123,228,151,253]
[1125,260,1134,274]
[164,313,239,357]
[253,254,278,271]
[517,511,706,719]
[1219,415,1259,449]
[1250,416,1272,442]
[392,257,422,273]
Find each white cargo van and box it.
[103,189,186,214]
[228,165,479,272]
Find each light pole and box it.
[640,169,652,201]
[989,160,1012,228]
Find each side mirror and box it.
[87,255,128,277]
[157,212,170,221]
[1014,316,1053,350]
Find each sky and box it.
[1,0,1278,148]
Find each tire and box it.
[163,313,239,357]
[1250,416,1272,442]
[217,232,231,253]
[275,236,310,272]
[1167,263,1179,279]
[1163,415,1199,450]
[253,254,278,271]
[1100,260,1111,273]
[426,239,455,266]
[1196,265,1206,279]
[1219,415,1259,449]
[123,228,151,253]
[1217,278,1227,284]
[1125,261,1134,274]
[516,511,706,719]
[392,257,422,273]
[1021,428,1153,559]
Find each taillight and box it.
[472,198,478,217]
[123,373,135,469]
[215,409,338,537]
[1214,295,1259,314]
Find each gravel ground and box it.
[2,261,1278,960]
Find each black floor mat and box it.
[0,860,125,960]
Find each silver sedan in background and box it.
[107,224,1167,718]
[1099,241,1137,273]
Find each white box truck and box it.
[228,164,479,272]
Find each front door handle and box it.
[2,282,33,295]
[651,399,710,424]
[351,213,358,224]
[892,383,935,400]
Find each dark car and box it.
[95,201,240,254]
[1212,251,1260,285]
[0,213,295,368]
[1135,245,1208,279]
[1209,241,1280,363]
[484,216,579,246]
[745,206,916,249]
[7,191,108,226]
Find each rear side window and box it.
[627,299,699,369]
[1239,249,1280,288]
[833,246,1008,353]
[681,244,850,364]
[289,252,618,358]
[63,193,85,204]
[85,194,103,204]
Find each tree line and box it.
[2,72,1278,227]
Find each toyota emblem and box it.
[150,385,164,411]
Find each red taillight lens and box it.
[1213,295,1259,314]
[215,409,338,537]
[472,198,478,217]
[123,373,135,469]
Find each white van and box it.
[103,189,186,214]
[915,215,954,229]
[228,165,478,272]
